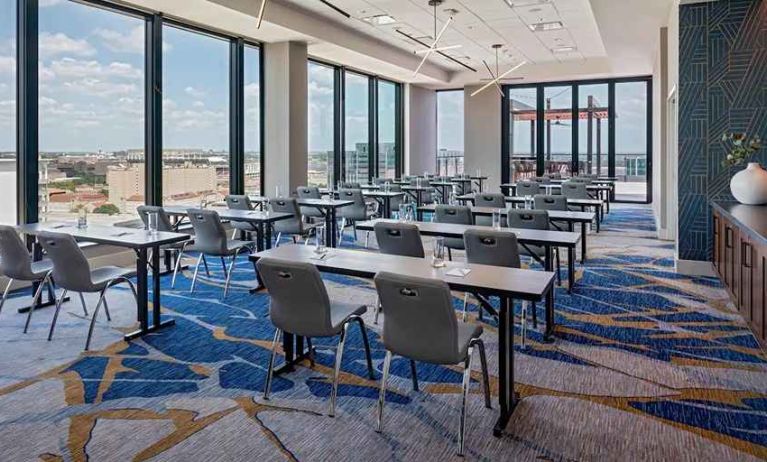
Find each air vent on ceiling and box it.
[529,21,563,32]
[362,14,397,25]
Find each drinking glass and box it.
[148,211,159,235]
[492,209,502,230]
[275,185,281,198]
[77,207,88,229]
[398,204,408,222]
[432,237,446,268]
[525,195,533,210]
[314,223,327,254]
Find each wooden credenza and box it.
[712,201,767,345]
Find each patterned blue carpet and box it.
[0,204,765,461]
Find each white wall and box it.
[406,84,437,176]
[464,86,502,193]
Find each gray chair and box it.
[535,194,569,231]
[257,258,374,416]
[463,229,536,345]
[337,189,374,243]
[561,181,591,211]
[434,205,473,260]
[507,210,561,284]
[373,221,425,325]
[341,182,361,189]
[270,198,318,246]
[517,180,540,197]
[225,195,258,239]
[533,176,551,184]
[0,225,60,333]
[473,193,506,226]
[183,209,254,297]
[137,205,192,287]
[373,271,491,456]
[296,186,324,221]
[37,231,138,351]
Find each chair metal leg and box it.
[47,289,68,341]
[190,254,203,294]
[102,294,112,322]
[202,255,211,277]
[555,248,562,285]
[171,244,188,289]
[410,359,419,391]
[78,292,88,316]
[351,316,375,379]
[220,257,229,280]
[447,247,453,261]
[374,297,381,325]
[329,323,349,417]
[353,222,358,241]
[84,289,107,351]
[275,232,282,247]
[376,350,392,433]
[24,273,51,333]
[462,292,469,322]
[223,252,239,298]
[306,337,315,367]
[263,328,281,400]
[0,278,13,314]
[364,231,370,248]
[232,229,238,240]
[459,346,475,456]
[472,339,492,409]
[521,301,528,349]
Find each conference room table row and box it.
[500,183,613,213]
[250,244,556,436]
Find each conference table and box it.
[321,189,406,219]
[417,204,595,263]
[296,199,353,248]
[18,222,189,341]
[163,206,293,252]
[250,244,556,437]
[357,218,580,299]
[500,183,613,213]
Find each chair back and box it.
[341,182,361,189]
[517,181,540,197]
[507,209,549,230]
[473,193,506,208]
[136,205,174,232]
[338,189,366,208]
[225,195,254,211]
[296,186,321,199]
[533,176,551,184]
[434,205,472,225]
[561,181,590,199]
[374,222,424,258]
[374,272,460,364]
[269,198,303,234]
[463,228,521,268]
[569,177,593,185]
[534,194,568,211]
[0,225,36,280]
[187,209,229,255]
[36,231,93,292]
[256,258,335,337]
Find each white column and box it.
[464,85,502,192]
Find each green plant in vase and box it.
[724,133,766,205]
[722,133,762,167]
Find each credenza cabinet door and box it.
[713,212,722,277]
[739,234,754,322]
[753,243,766,341]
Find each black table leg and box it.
[596,206,602,232]
[274,331,310,375]
[543,245,556,343]
[124,246,175,341]
[383,197,391,219]
[581,222,587,263]
[493,295,517,437]
[255,223,265,252]
[264,223,273,250]
[568,247,575,293]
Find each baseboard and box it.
[676,259,717,277]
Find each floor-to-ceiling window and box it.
[0,0,15,225]
[436,90,464,177]
[508,87,537,181]
[615,81,649,201]
[38,0,145,224]
[377,80,397,179]
[503,77,652,203]
[307,61,335,187]
[244,44,262,196]
[578,84,609,177]
[543,85,572,176]
[162,25,229,207]
[344,71,369,183]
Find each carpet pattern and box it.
[0,204,766,461]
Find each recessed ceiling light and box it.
[552,46,576,53]
[529,21,564,32]
[362,14,397,25]
[503,0,550,8]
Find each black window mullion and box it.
[333,67,343,187]
[535,85,545,176]
[369,76,377,182]
[571,84,579,175]
[17,0,38,224]
[500,88,509,184]
[258,44,265,197]
[608,81,616,178]
[394,82,403,178]
[145,13,162,206]
[229,38,244,195]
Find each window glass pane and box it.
[578,84,609,176]
[437,90,464,177]
[244,45,261,196]
[615,81,648,201]
[543,85,572,176]
[39,0,144,224]
[344,72,369,183]
[308,61,334,187]
[162,25,229,207]
[377,80,396,179]
[0,0,15,224]
[508,87,536,181]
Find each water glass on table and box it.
[432,237,446,268]
[492,209,502,230]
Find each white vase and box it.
[730,162,767,205]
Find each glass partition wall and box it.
[503,77,652,203]
[307,60,402,187]
[8,0,264,226]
